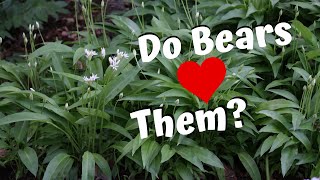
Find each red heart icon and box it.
[177,57,226,103]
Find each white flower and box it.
[141,1,144,8]
[101,0,104,7]
[30,88,35,92]
[33,34,37,39]
[84,49,98,60]
[34,62,37,67]
[101,47,106,59]
[109,56,120,70]
[65,103,69,109]
[0,37,2,45]
[116,49,129,59]
[159,103,163,107]
[36,21,40,29]
[83,73,99,82]
[28,62,31,67]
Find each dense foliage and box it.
[0,0,319,179]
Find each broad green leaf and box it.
[103,122,132,139]
[29,42,73,59]
[43,153,72,180]
[296,153,317,165]
[260,135,276,156]
[176,146,204,171]
[291,131,311,151]
[292,67,310,82]
[100,67,140,105]
[281,146,298,177]
[257,99,299,111]
[267,89,299,104]
[160,144,175,163]
[193,146,224,168]
[82,151,95,180]
[176,163,193,180]
[93,153,112,179]
[73,47,85,65]
[141,139,161,169]
[238,151,261,180]
[292,20,317,46]
[18,147,38,176]
[0,112,50,125]
[270,133,290,152]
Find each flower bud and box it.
[133,49,137,57]
[157,68,160,74]
[34,62,37,67]
[196,12,200,18]
[160,103,163,107]
[279,9,283,16]
[31,25,35,32]
[29,24,32,31]
[65,103,69,109]
[312,79,316,86]
[33,33,37,39]
[0,37,2,45]
[303,85,306,91]
[28,62,31,67]
[175,99,179,105]
[36,21,40,29]
[141,1,144,8]
[30,88,35,92]
[101,0,104,7]
[119,92,124,99]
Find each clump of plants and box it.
[0,0,319,179]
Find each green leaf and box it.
[257,99,299,111]
[281,146,298,177]
[141,139,161,169]
[18,147,38,176]
[43,153,72,180]
[29,42,73,59]
[292,20,317,46]
[82,151,95,180]
[176,146,204,171]
[267,89,299,104]
[103,122,132,139]
[193,146,224,169]
[260,135,276,156]
[160,144,175,163]
[292,67,310,82]
[176,163,193,180]
[0,112,50,125]
[291,131,311,151]
[100,67,140,105]
[93,153,112,179]
[238,151,261,180]
[270,133,290,152]
[73,47,85,65]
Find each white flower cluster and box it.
[83,73,99,83]
[108,49,129,70]
[84,48,106,61]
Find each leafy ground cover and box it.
[0,0,320,179]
